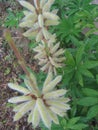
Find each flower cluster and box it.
[19,0,59,42]
[34,40,65,75]
[8,72,70,129]
[19,0,65,74]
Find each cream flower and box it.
[8,72,70,129]
[19,0,59,42]
[33,40,66,75]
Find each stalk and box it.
[4,29,39,94]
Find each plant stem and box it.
[4,29,39,93]
[4,29,29,76]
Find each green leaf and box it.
[76,45,85,65]
[81,69,94,78]
[70,35,80,47]
[82,88,98,97]
[76,71,83,86]
[51,122,63,130]
[71,105,77,117]
[62,71,74,85]
[61,118,67,126]
[77,97,98,106]
[67,117,80,126]
[78,73,84,87]
[87,105,98,119]
[83,61,98,69]
[65,50,75,66]
[72,123,88,130]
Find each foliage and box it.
[4,9,23,28]
[5,0,98,130]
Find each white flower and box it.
[33,40,66,75]
[8,72,70,129]
[19,0,60,42]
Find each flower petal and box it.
[51,42,60,54]
[19,0,35,13]
[53,57,65,62]
[8,83,30,94]
[43,75,62,93]
[36,31,43,42]
[43,72,53,87]
[14,100,35,121]
[43,12,59,20]
[19,21,33,28]
[47,100,70,111]
[21,13,37,22]
[42,27,50,40]
[44,89,67,99]
[49,57,62,68]
[8,96,32,103]
[47,108,59,124]
[41,62,50,71]
[32,104,40,128]
[56,97,70,103]
[23,30,38,37]
[28,108,35,123]
[13,102,26,112]
[40,0,46,8]
[50,106,66,117]
[45,19,59,26]
[24,78,35,92]
[54,49,65,57]
[38,14,44,27]
[43,0,55,12]
[36,98,51,128]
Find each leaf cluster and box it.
[48,0,98,130]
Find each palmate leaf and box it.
[66,0,94,15]
[55,17,81,43]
